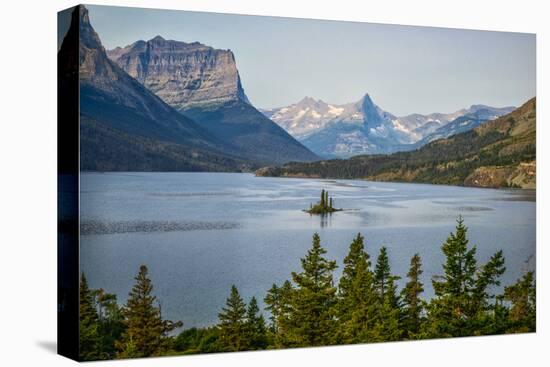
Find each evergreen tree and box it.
[288,233,338,346]
[218,285,248,351]
[264,284,281,333]
[473,250,506,312]
[372,247,402,341]
[373,277,402,342]
[504,271,536,333]
[264,280,294,347]
[117,265,171,358]
[79,273,102,361]
[244,297,268,349]
[401,254,425,338]
[335,233,378,343]
[320,189,326,207]
[426,217,505,337]
[470,250,506,334]
[374,247,395,301]
[96,289,125,359]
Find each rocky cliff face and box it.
[107,37,250,110]
[107,35,318,165]
[70,6,249,171]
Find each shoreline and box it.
[78,170,536,192]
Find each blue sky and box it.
[85,4,535,116]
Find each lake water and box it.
[80,172,536,327]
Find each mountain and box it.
[256,98,536,189]
[402,106,517,150]
[396,105,515,144]
[262,96,514,158]
[261,94,406,157]
[107,36,250,110]
[107,37,318,165]
[62,6,249,171]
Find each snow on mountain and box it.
[261,95,515,158]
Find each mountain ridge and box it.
[69,5,250,171]
[262,94,515,158]
[107,36,251,110]
[256,98,536,189]
[107,36,319,165]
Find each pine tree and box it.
[373,277,402,342]
[372,247,402,341]
[329,197,333,209]
[264,284,281,333]
[471,250,506,334]
[96,289,125,359]
[320,189,326,207]
[117,265,168,358]
[427,217,505,337]
[504,271,536,333]
[288,233,338,346]
[473,250,506,312]
[79,273,102,361]
[335,233,378,343]
[374,247,393,300]
[401,254,425,338]
[218,285,248,351]
[264,280,294,347]
[244,297,268,349]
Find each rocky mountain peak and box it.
[107,37,251,110]
[78,5,103,50]
[263,91,515,158]
[150,35,166,42]
[297,96,319,105]
[357,93,383,126]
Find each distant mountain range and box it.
[106,36,318,166]
[261,95,515,158]
[257,98,536,189]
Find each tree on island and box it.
[305,189,342,214]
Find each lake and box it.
[80,172,536,327]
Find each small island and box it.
[305,189,342,214]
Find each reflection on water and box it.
[80,172,536,328]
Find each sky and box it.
[84,4,535,116]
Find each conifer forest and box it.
[79,218,536,361]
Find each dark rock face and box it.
[108,36,319,165]
[107,37,250,110]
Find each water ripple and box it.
[81,220,240,235]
